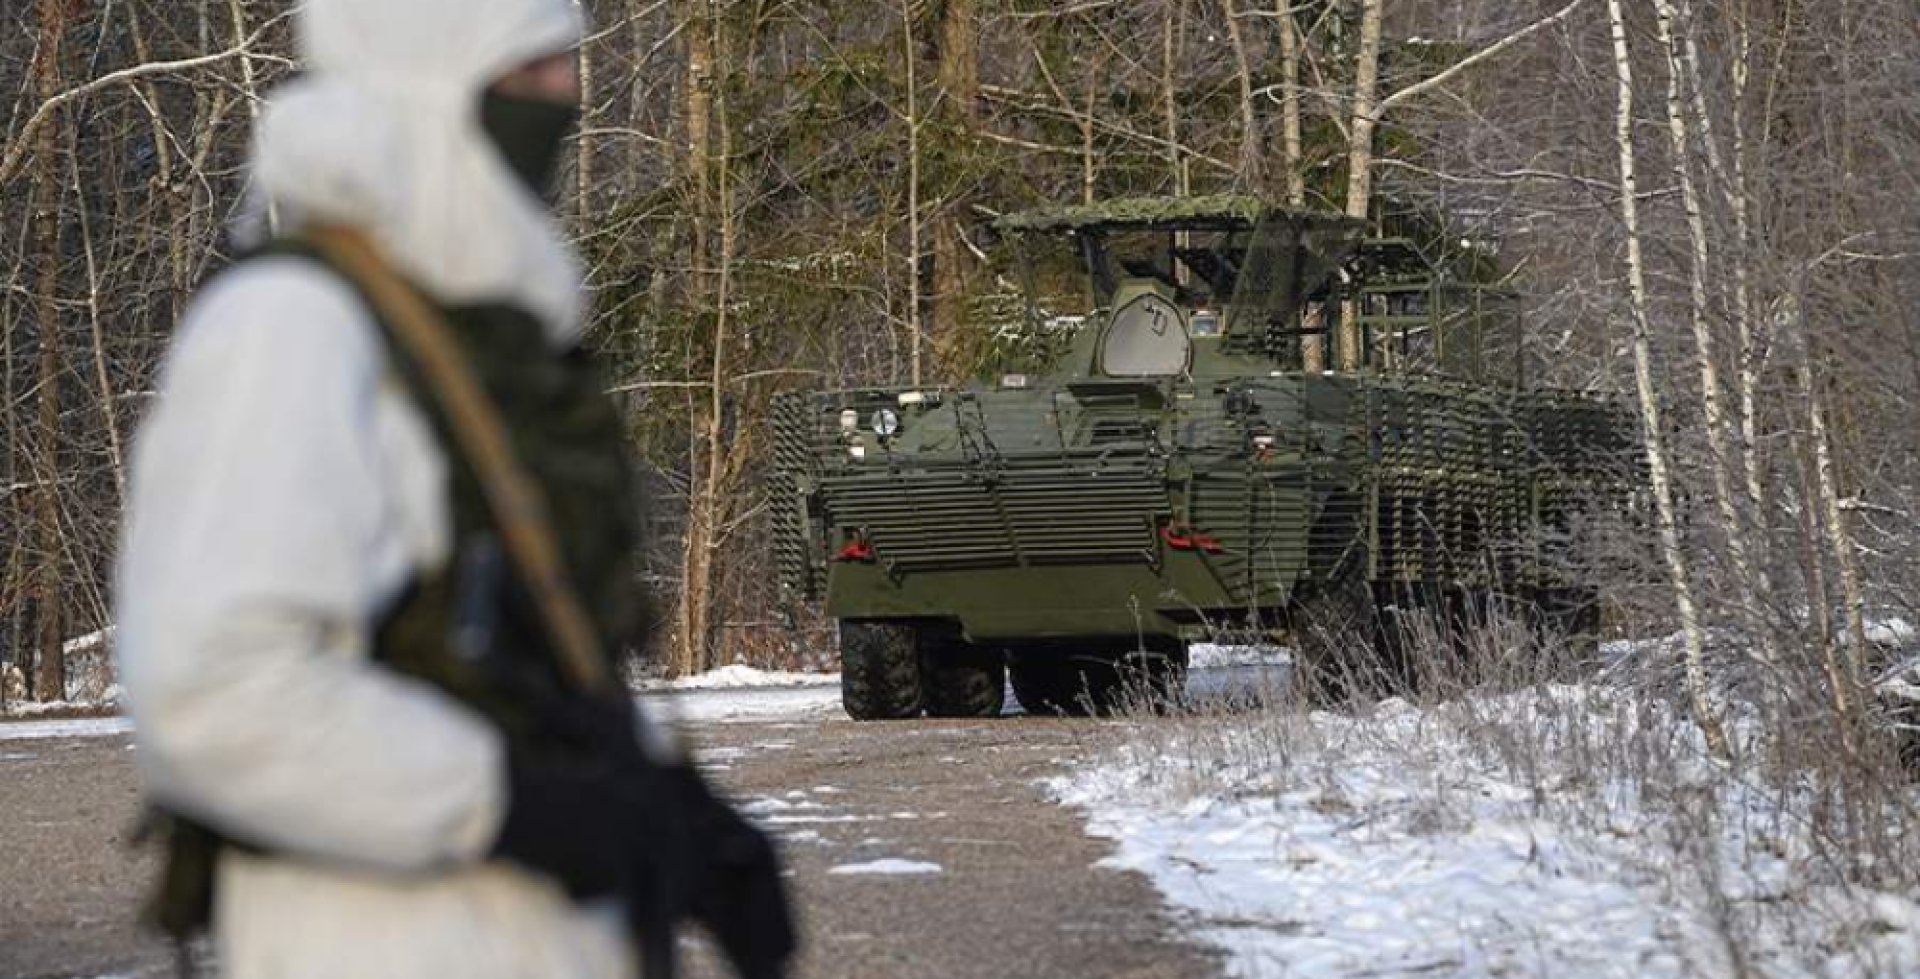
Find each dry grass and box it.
[1089,610,1920,978]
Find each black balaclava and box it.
[480,90,579,201]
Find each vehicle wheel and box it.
[1369,582,1437,697]
[840,621,924,720]
[1528,587,1603,663]
[1292,573,1394,705]
[1009,640,1185,716]
[923,640,1006,718]
[1008,651,1101,716]
[1119,638,1189,712]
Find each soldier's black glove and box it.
[669,765,798,979]
[519,694,798,979]
[490,751,646,900]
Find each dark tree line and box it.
[2,0,1916,736]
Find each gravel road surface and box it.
[0,694,1217,979]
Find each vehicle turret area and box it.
[998,194,1524,387]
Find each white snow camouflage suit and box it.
[115,1,645,977]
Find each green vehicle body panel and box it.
[769,197,1635,645]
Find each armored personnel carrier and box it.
[770,196,1635,719]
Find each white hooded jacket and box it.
[115,1,634,976]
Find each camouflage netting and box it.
[991,194,1354,234]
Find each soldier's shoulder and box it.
[176,253,387,377]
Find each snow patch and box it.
[62,625,117,656]
[762,814,880,826]
[827,858,943,876]
[650,664,839,690]
[1189,644,1290,670]
[0,716,134,741]
[641,684,840,724]
[1058,686,1920,979]
[1867,617,1916,648]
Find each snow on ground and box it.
[1185,644,1291,706]
[1866,618,1916,648]
[0,715,134,741]
[638,664,842,723]
[647,663,839,690]
[63,626,117,656]
[1060,671,1920,979]
[0,669,842,737]
[1189,644,1289,670]
[644,679,841,724]
[0,688,123,718]
[827,858,943,876]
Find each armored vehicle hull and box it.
[770,197,1637,718]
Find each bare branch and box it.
[0,19,285,189]
[1374,0,1588,122]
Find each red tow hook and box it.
[1161,524,1225,554]
[833,538,876,562]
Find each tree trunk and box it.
[3,239,20,712]
[1800,326,1869,685]
[902,0,925,386]
[122,1,190,316]
[1287,0,1325,370]
[576,23,596,227]
[1679,4,1770,528]
[1221,0,1263,190]
[681,0,715,262]
[1787,418,1856,748]
[1651,0,1780,674]
[227,0,268,233]
[672,0,721,675]
[929,0,980,383]
[1333,0,1382,374]
[1606,0,1725,754]
[27,0,70,703]
[1275,0,1305,207]
[70,135,124,503]
[1160,0,1185,192]
[1081,75,1098,205]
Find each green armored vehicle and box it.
[770,196,1635,719]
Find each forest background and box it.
[1,0,1917,741]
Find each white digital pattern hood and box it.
[251,0,587,340]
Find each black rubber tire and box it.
[840,621,924,720]
[1008,654,1103,716]
[923,640,1006,718]
[1009,639,1186,716]
[1135,639,1191,710]
[1293,575,1422,705]
[1294,578,1365,705]
[1528,587,1603,664]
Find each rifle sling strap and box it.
[304,224,613,695]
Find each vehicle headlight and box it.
[871,408,901,438]
[839,409,860,432]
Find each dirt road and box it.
[0,694,1217,979]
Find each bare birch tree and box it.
[1649,0,1781,675]
[1606,0,1724,753]
[1273,1,1305,207]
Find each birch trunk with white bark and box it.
[1801,330,1869,684]
[1334,0,1383,374]
[1607,0,1726,754]
[1651,0,1781,674]
[903,0,924,385]
[1275,1,1305,207]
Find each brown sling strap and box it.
[304,224,613,695]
